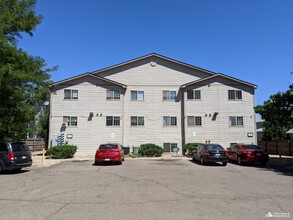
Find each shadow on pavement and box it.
[258,158,293,176]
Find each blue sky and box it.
[18,0,292,106]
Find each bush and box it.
[46,145,77,159]
[183,143,201,155]
[139,143,164,157]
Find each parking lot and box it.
[0,157,292,220]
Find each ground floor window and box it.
[63,116,78,126]
[106,116,120,126]
[163,143,177,152]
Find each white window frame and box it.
[131,116,144,126]
[187,116,202,126]
[106,116,120,126]
[163,90,177,100]
[229,116,244,126]
[63,116,78,126]
[163,116,177,126]
[228,90,242,100]
[187,89,201,100]
[163,143,178,152]
[131,90,144,101]
[106,90,120,100]
[64,89,78,100]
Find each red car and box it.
[227,144,269,166]
[95,143,124,165]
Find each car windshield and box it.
[243,145,261,150]
[205,145,224,150]
[11,143,29,152]
[99,144,118,150]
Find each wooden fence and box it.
[25,138,45,151]
[258,140,293,156]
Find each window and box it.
[163,143,177,152]
[131,90,144,100]
[106,90,120,100]
[187,90,201,100]
[163,90,177,100]
[187,116,202,126]
[131,116,144,126]
[228,90,242,100]
[163,116,177,126]
[63,116,78,126]
[229,116,244,126]
[106,116,120,126]
[64,89,78,100]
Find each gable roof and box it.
[51,73,127,88]
[180,73,257,89]
[91,53,216,76]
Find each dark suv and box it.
[0,141,33,172]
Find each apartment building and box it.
[49,53,257,155]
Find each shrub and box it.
[183,143,201,155]
[46,145,77,159]
[139,143,164,157]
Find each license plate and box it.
[22,156,27,159]
[105,158,110,161]
[215,154,221,157]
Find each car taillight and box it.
[8,152,15,160]
[204,150,211,155]
[225,151,229,156]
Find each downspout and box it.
[122,89,125,146]
[181,88,186,155]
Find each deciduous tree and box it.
[0,0,54,140]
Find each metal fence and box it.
[258,140,293,156]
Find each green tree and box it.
[0,0,54,140]
[255,85,293,141]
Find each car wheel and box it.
[222,162,227,166]
[122,156,124,161]
[118,160,122,165]
[0,164,2,173]
[260,162,267,166]
[237,156,242,165]
[200,156,204,165]
[192,155,196,162]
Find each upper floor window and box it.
[63,116,78,126]
[106,90,120,100]
[131,116,144,126]
[229,116,244,126]
[106,116,120,126]
[187,90,201,100]
[131,90,144,101]
[187,116,202,126]
[163,116,177,126]
[163,90,176,100]
[228,90,242,100]
[64,89,78,100]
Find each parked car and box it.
[227,144,269,166]
[192,144,229,166]
[95,143,124,165]
[0,141,33,172]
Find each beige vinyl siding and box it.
[50,76,124,154]
[184,79,256,148]
[98,57,210,86]
[123,85,182,149]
